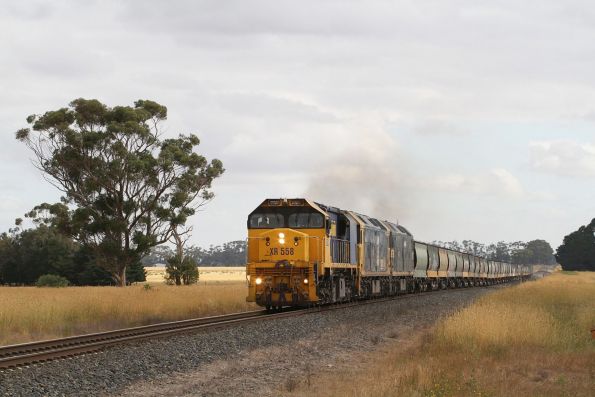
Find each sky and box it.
[1,0,594,250]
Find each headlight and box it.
[303,278,308,284]
[278,232,285,239]
[255,277,262,285]
[279,238,285,244]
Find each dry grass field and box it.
[288,272,595,397]
[0,269,253,346]
[145,266,246,284]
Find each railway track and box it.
[0,309,277,370]
[0,283,510,370]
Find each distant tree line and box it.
[0,221,243,286]
[431,239,556,265]
[556,218,595,271]
[0,223,145,286]
[142,240,246,267]
[142,238,560,267]
[4,212,591,285]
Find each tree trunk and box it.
[115,266,127,287]
[173,228,184,261]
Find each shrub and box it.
[36,274,70,287]
[165,255,200,285]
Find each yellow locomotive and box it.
[245,198,531,309]
[245,198,414,309]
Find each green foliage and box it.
[126,261,147,284]
[18,225,75,284]
[36,274,70,287]
[556,218,595,271]
[0,225,113,286]
[512,239,556,265]
[165,255,199,285]
[16,99,224,286]
[72,246,113,286]
[181,259,199,285]
[0,234,14,285]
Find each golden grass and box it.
[437,272,594,353]
[0,282,254,346]
[286,272,595,397]
[145,266,246,284]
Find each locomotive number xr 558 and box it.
[267,247,295,256]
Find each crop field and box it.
[287,272,595,397]
[145,266,246,284]
[0,275,253,346]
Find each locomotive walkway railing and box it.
[330,237,350,264]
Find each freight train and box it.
[245,198,531,310]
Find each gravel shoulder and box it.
[0,286,502,397]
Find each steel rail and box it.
[0,310,278,369]
[0,281,513,370]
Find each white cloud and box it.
[428,168,524,198]
[490,168,524,197]
[2,0,594,248]
[413,119,468,135]
[529,140,595,177]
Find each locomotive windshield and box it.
[288,212,324,228]
[248,213,284,228]
[248,208,324,229]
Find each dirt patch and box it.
[118,331,432,397]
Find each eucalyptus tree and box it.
[556,219,595,271]
[16,98,224,286]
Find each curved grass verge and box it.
[286,272,595,397]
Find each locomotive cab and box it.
[246,198,326,309]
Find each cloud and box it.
[413,119,468,135]
[491,168,524,196]
[214,91,339,123]
[529,140,595,177]
[428,168,524,198]
[303,118,523,224]
[1,0,593,249]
